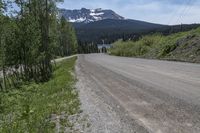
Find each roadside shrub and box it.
[141,37,154,46]
[159,44,177,57]
[110,27,200,63]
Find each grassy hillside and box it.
[110,27,200,63]
[0,57,84,132]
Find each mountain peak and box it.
[58,8,124,23]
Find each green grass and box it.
[110,27,200,63]
[0,57,80,132]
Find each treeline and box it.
[78,42,98,54]
[0,0,77,90]
[75,23,200,51]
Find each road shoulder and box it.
[75,56,148,133]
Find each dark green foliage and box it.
[0,0,4,14]
[57,16,78,56]
[159,44,177,57]
[0,0,78,90]
[78,42,98,54]
[0,1,79,131]
[74,19,165,44]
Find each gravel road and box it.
[76,54,200,133]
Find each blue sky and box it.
[57,0,200,25]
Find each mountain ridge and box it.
[58,8,124,23]
[58,8,200,45]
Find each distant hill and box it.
[74,19,165,30]
[73,19,167,43]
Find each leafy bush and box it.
[159,44,177,57]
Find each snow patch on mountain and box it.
[58,8,124,23]
[69,17,86,23]
[90,12,104,16]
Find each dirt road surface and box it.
[75,54,200,133]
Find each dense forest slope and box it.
[73,19,166,43]
[74,20,200,44]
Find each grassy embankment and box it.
[110,27,200,63]
[0,57,81,132]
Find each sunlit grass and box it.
[110,27,200,62]
[0,57,80,132]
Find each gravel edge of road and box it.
[75,56,149,133]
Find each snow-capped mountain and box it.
[58,8,124,23]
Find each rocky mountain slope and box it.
[58,8,124,23]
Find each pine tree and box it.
[58,16,77,56]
